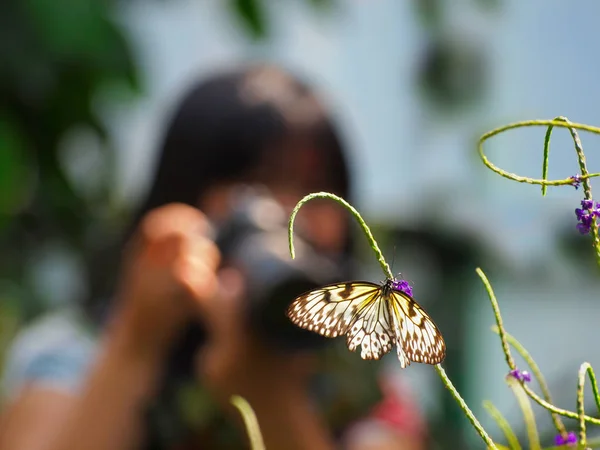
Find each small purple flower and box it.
[581,199,594,210]
[509,369,531,383]
[577,222,592,235]
[554,431,577,446]
[569,175,581,190]
[575,199,600,235]
[392,279,413,297]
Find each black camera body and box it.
[214,185,343,351]
[168,185,344,376]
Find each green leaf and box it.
[0,117,32,219]
[229,0,268,39]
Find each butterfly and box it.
[286,278,446,368]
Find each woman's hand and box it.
[193,269,335,450]
[193,268,314,402]
[113,203,221,358]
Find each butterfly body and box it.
[286,278,446,368]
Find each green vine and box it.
[270,116,600,449]
[577,363,600,448]
[288,192,393,279]
[478,116,600,448]
[479,117,600,267]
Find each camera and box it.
[168,185,344,375]
[214,184,344,350]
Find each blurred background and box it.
[2,0,600,448]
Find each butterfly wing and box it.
[388,290,446,367]
[287,280,446,366]
[386,299,411,368]
[287,281,396,360]
[345,291,395,360]
[286,281,381,338]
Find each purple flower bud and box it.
[554,431,577,446]
[582,215,593,226]
[509,369,520,380]
[508,369,531,383]
[570,175,581,190]
[575,199,599,234]
[392,279,413,297]
[577,222,591,235]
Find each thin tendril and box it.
[541,122,554,196]
[577,362,600,448]
[478,119,600,186]
[523,383,600,425]
[483,400,522,450]
[436,365,498,449]
[506,376,541,450]
[479,117,600,268]
[288,192,393,279]
[475,269,514,370]
[561,118,600,268]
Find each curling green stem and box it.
[523,383,600,426]
[491,326,566,435]
[230,396,266,450]
[541,122,554,196]
[540,116,589,196]
[288,192,393,279]
[483,400,522,450]
[480,117,600,268]
[436,365,497,449]
[577,362,600,448]
[564,119,600,269]
[475,269,515,370]
[479,119,600,187]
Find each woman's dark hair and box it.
[132,63,351,230]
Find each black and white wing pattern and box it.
[387,288,446,368]
[286,279,446,367]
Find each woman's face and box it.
[198,152,349,258]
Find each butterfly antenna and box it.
[391,245,397,279]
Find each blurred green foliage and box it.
[0,0,139,328]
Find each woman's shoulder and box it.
[1,308,98,399]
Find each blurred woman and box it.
[0,64,427,450]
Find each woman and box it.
[0,64,427,450]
